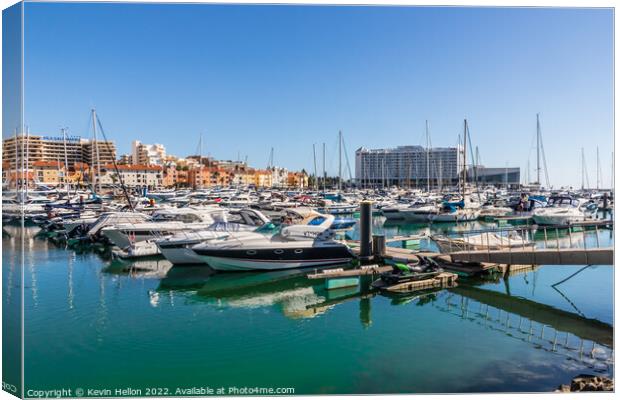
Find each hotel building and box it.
[355,145,463,188]
[2,134,116,169]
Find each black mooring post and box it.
[359,201,373,262]
[372,234,386,258]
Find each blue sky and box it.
[18,2,613,187]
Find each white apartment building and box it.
[355,145,463,188]
[131,140,166,165]
[97,164,163,188]
[271,167,289,187]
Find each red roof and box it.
[73,162,89,170]
[6,171,35,180]
[33,161,65,168]
[101,163,162,172]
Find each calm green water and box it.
[3,217,614,395]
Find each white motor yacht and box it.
[155,209,272,265]
[382,202,439,221]
[192,212,354,271]
[101,206,223,248]
[87,212,151,237]
[532,196,596,225]
[316,199,358,215]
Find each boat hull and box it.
[532,215,585,225]
[199,256,353,271]
[382,209,436,222]
[194,246,354,271]
[160,246,206,265]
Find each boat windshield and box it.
[152,212,203,223]
[254,222,279,234]
[308,216,326,226]
[547,197,579,207]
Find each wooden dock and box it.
[432,254,499,276]
[374,272,458,293]
[344,227,614,280]
[385,234,427,245]
[492,217,614,230]
[308,263,458,294]
[494,215,533,223]
[449,247,613,265]
[346,241,422,263]
[383,247,424,262]
[307,264,392,279]
[345,238,505,276]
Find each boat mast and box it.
[267,147,274,170]
[462,119,467,199]
[475,146,480,187]
[312,143,318,191]
[25,126,29,198]
[338,130,342,193]
[596,146,600,190]
[91,108,102,194]
[13,128,18,193]
[198,132,203,190]
[322,142,326,193]
[55,147,61,189]
[438,158,443,192]
[62,128,70,197]
[408,160,412,189]
[536,114,541,185]
[526,159,530,185]
[581,147,585,190]
[93,113,134,211]
[426,120,430,192]
[380,158,383,189]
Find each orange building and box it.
[189,166,235,188]
[254,170,273,188]
[162,166,178,188]
[287,171,309,188]
[66,162,90,185]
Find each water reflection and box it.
[135,260,615,375]
[383,289,441,307]
[6,220,614,391]
[154,267,363,320]
[450,284,613,347]
[437,288,613,373]
[104,257,173,278]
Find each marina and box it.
[2,2,615,396]
[2,185,614,393]
[2,115,615,394]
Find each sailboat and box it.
[316,131,357,214]
[430,120,479,223]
